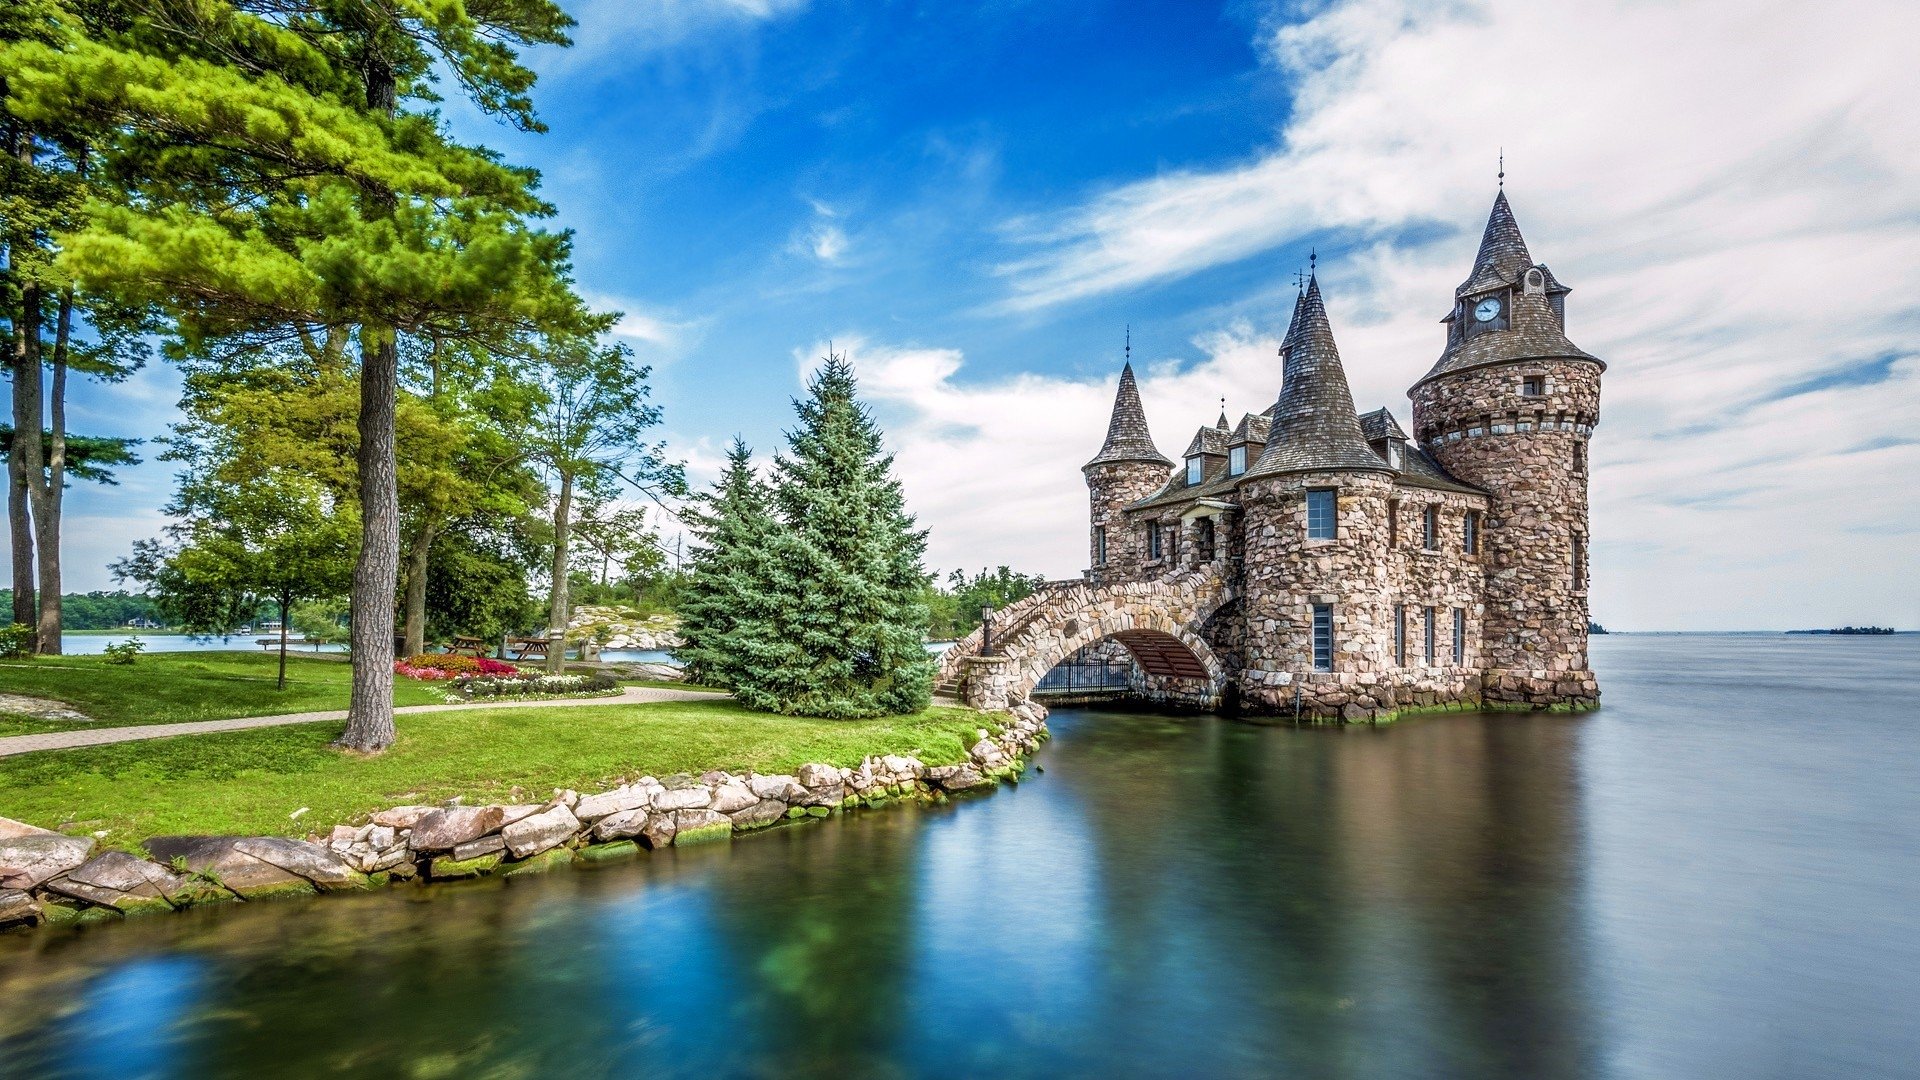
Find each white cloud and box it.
[543,0,809,71]
[790,199,850,265]
[924,0,1920,628]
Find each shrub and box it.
[102,638,146,665]
[454,671,619,700]
[0,623,30,659]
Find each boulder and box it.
[747,774,807,802]
[370,805,436,829]
[0,888,39,925]
[796,763,842,788]
[926,764,986,792]
[795,776,846,807]
[638,812,678,850]
[574,784,656,823]
[233,838,357,890]
[496,804,546,828]
[709,782,759,815]
[672,809,732,845]
[593,809,650,842]
[0,815,57,840]
[652,782,712,812]
[501,804,580,859]
[451,835,506,863]
[407,806,505,852]
[44,851,182,912]
[0,834,96,890]
[143,836,314,900]
[727,800,788,830]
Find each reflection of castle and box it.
[1085,190,1601,717]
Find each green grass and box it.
[0,652,444,736]
[0,700,995,847]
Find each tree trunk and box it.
[30,288,72,654]
[277,594,290,691]
[547,471,573,674]
[336,48,400,753]
[402,518,436,657]
[6,129,41,645]
[337,325,400,752]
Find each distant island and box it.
[1787,626,1896,635]
[1589,621,1609,635]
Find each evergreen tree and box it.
[751,358,934,718]
[677,438,779,691]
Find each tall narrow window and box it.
[1572,534,1585,590]
[1148,524,1163,560]
[1573,439,1586,473]
[1388,500,1400,548]
[1306,488,1337,540]
[1453,608,1466,664]
[1423,606,1437,665]
[1463,511,1479,555]
[1312,604,1333,672]
[1394,604,1407,667]
[1197,516,1216,562]
[1228,445,1247,476]
[1093,525,1107,565]
[1423,505,1439,550]
[1186,457,1204,486]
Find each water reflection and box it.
[4,635,1919,1078]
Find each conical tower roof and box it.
[1456,189,1533,297]
[1247,278,1392,477]
[1085,362,1172,469]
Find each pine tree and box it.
[676,438,779,691]
[748,357,934,719]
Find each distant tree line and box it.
[0,588,156,630]
[924,567,1048,640]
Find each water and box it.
[3,634,1917,1078]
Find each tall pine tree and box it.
[749,357,933,718]
[677,438,779,691]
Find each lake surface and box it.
[3,634,1917,1078]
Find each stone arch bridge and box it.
[934,566,1237,712]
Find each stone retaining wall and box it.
[0,703,1048,934]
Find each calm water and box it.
[3,634,1917,1079]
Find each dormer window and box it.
[1186,457,1203,486]
[1228,445,1247,476]
[1522,375,1545,397]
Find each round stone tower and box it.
[1410,190,1602,708]
[1084,361,1173,585]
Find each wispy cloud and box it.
[540,0,810,72]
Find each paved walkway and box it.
[0,686,726,759]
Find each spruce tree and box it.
[676,438,779,691]
[750,357,934,718]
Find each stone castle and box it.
[1081,189,1601,717]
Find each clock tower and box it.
[1409,189,1604,709]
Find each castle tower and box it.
[1238,277,1397,711]
[1409,189,1603,707]
[1085,361,1172,584]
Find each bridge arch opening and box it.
[1027,627,1224,709]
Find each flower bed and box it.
[394,654,520,681]
[448,671,620,703]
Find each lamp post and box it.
[980,604,995,656]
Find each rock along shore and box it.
[0,701,1048,934]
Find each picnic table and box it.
[506,636,551,662]
[444,635,488,658]
[257,637,330,652]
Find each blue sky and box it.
[50,0,1920,630]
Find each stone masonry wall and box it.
[1412,359,1600,707]
[0,706,1049,934]
[1085,461,1174,586]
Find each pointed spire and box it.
[1086,359,1171,470]
[1457,188,1533,296]
[1248,277,1391,477]
[1216,397,1230,430]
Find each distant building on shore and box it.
[1083,188,1601,715]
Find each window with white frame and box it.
[1186,457,1204,486]
[1147,523,1163,561]
[1307,488,1337,540]
[1228,445,1247,476]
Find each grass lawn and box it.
[0,699,997,847]
[0,652,444,737]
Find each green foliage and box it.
[424,526,541,640]
[925,566,1048,639]
[0,622,32,658]
[100,637,145,665]
[0,427,141,485]
[681,361,935,718]
[0,590,158,630]
[291,598,350,644]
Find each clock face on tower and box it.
[1474,297,1501,323]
